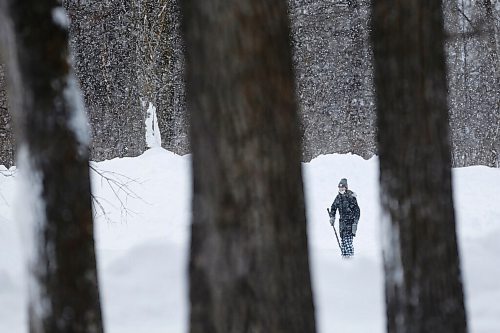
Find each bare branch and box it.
[89,163,149,224]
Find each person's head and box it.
[338,178,348,194]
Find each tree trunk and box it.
[149,0,190,155]
[0,2,104,332]
[0,62,15,167]
[288,0,376,162]
[444,0,468,167]
[182,1,316,332]
[371,1,468,332]
[479,0,500,166]
[344,0,376,158]
[63,0,147,162]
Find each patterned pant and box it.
[340,232,354,257]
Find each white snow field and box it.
[1,148,499,332]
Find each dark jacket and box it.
[330,190,360,235]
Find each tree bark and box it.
[182,1,316,332]
[148,0,190,155]
[288,0,377,162]
[63,0,147,162]
[479,0,500,166]
[0,1,104,332]
[371,1,468,332]
[0,62,15,167]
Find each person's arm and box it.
[329,196,338,225]
[353,196,360,221]
[352,196,360,236]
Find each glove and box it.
[352,221,358,237]
[329,216,335,226]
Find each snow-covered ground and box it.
[1,148,499,332]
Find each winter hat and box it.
[338,178,348,188]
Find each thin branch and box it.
[89,163,149,224]
[91,193,114,224]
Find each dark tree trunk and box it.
[0,62,15,167]
[288,0,376,162]
[0,2,104,332]
[344,0,376,158]
[479,0,500,167]
[182,1,316,332]
[371,1,468,333]
[63,0,147,162]
[151,0,190,155]
[444,0,469,168]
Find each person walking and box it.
[329,178,360,257]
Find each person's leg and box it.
[340,235,347,256]
[340,229,353,257]
[340,226,354,257]
[344,233,354,257]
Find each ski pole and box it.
[327,208,342,252]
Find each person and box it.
[329,178,360,257]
